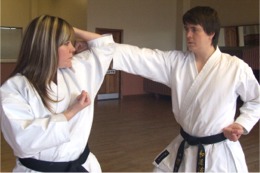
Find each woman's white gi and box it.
[109,38,260,172]
[0,36,114,172]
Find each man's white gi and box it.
[0,36,114,172]
[110,37,260,172]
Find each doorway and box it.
[96,28,123,100]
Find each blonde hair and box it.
[10,15,75,112]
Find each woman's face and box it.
[58,41,76,68]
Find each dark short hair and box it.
[183,6,221,48]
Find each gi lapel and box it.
[179,48,222,119]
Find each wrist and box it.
[64,108,76,121]
[73,27,101,41]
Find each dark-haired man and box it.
[109,6,260,172]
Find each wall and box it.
[190,0,259,26]
[87,0,259,96]
[87,0,176,50]
[37,0,88,29]
[1,0,31,29]
[1,0,31,83]
[1,0,88,32]
[0,0,88,84]
[87,0,177,96]
[1,0,259,92]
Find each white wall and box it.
[87,0,177,50]
[87,0,259,50]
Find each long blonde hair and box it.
[10,15,75,112]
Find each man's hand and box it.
[223,123,244,142]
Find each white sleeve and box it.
[73,34,115,97]
[0,78,70,158]
[235,63,260,133]
[112,43,175,87]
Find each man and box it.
[109,6,260,172]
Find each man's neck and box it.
[194,46,216,73]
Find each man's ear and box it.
[209,32,215,40]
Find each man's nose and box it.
[186,30,192,38]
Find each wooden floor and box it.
[1,94,259,172]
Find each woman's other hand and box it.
[64,90,91,120]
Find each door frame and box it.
[96,28,123,100]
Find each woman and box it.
[0,15,114,172]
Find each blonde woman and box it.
[0,15,114,172]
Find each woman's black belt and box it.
[19,144,90,172]
[173,128,226,172]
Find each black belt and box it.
[19,144,90,172]
[173,128,226,172]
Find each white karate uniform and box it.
[111,40,260,172]
[0,35,114,172]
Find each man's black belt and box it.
[19,144,90,172]
[173,128,226,172]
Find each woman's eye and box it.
[64,41,70,46]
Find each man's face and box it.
[184,24,214,53]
